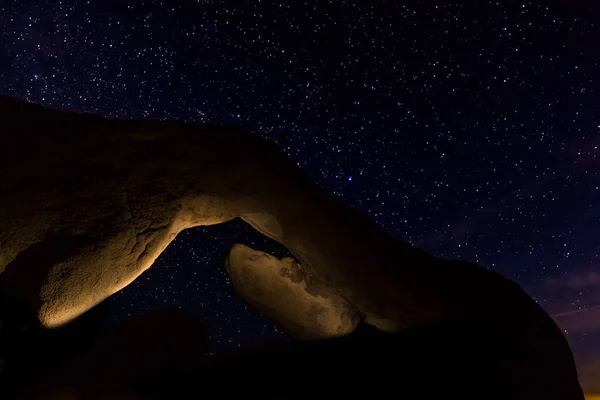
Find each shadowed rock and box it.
[0,95,585,399]
[24,308,208,400]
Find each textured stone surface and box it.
[0,95,585,398]
[225,243,359,339]
[0,94,289,327]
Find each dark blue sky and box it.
[1,1,599,393]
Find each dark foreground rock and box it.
[11,309,581,400]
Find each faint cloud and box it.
[546,269,600,290]
[532,269,600,334]
[552,304,600,334]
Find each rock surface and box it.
[225,243,359,339]
[0,94,585,398]
[23,308,208,400]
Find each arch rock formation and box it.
[0,95,584,399]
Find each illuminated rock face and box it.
[0,95,278,327]
[225,243,360,339]
[0,95,585,399]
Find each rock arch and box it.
[0,95,584,398]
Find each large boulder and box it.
[225,243,360,339]
[0,95,585,398]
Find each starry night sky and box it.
[1,0,599,393]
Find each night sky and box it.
[1,1,599,393]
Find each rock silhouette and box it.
[23,308,208,399]
[26,312,542,399]
[0,95,585,399]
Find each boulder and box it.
[225,243,360,339]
